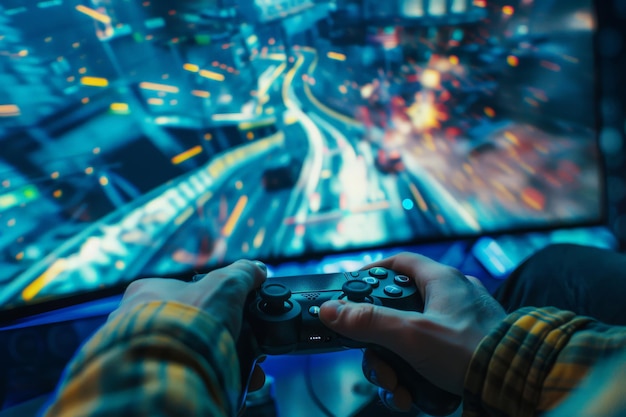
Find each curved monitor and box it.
[0,0,604,315]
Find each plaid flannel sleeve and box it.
[41,301,241,417]
[463,306,626,417]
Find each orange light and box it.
[0,104,21,117]
[22,259,69,301]
[80,76,109,87]
[502,6,514,15]
[75,5,112,24]
[110,102,129,112]
[507,55,519,67]
[484,107,496,118]
[327,51,346,61]
[171,145,203,165]
[222,195,248,237]
[199,70,225,81]
[192,90,211,98]
[521,187,545,211]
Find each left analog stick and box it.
[259,283,292,314]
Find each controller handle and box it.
[339,280,461,415]
[371,346,462,416]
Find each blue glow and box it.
[402,199,415,210]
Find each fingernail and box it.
[191,273,206,282]
[253,260,267,272]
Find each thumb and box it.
[319,300,415,348]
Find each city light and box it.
[171,145,203,165]
[183,63,200,72]
[80,76,109,87]
[327,51,346,61]
[199,70,225,81]
[139,82,180,93]
[0,104,20,117]
[75,5,111,24]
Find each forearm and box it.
[42,301,240,417]
[463,307,626,417]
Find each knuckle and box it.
[348,303,377,329]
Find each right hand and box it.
[319,252,506,411]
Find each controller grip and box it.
[236,321,263,413]
[371,346,462,416]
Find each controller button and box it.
[362,276,379,288]
[393,275,411,287]
[384,285,403,297]
[369,267,388,278]
[350,271,360,277]
[259,283,292,314]
[342,280,373,302]
[308,306,321,317]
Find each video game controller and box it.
[236,267,462,416]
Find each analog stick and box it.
[259,283,292,314]
[342,280,373,302]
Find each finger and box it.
[379,386,413,413]
[248,364,266,392]
[319,300,421,353]
[362,349,398,392]
[196,260,267,305]
[466,275,486,289]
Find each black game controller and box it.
[236,267,462,416]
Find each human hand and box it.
[109,259,268,390]
[319,252,506,411]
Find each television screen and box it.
[0,0,603,313]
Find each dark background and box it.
[597,0,626,248]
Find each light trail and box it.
[222,195,248,237]
[301,51,361,127]
[75,5,111,24]
[21,259,67,301]
[171,145,203,165]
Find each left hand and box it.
[109,259,268,389]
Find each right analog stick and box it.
[342,280,373,302]
[259,283,292,314]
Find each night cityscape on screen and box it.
[0,0,601,309]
